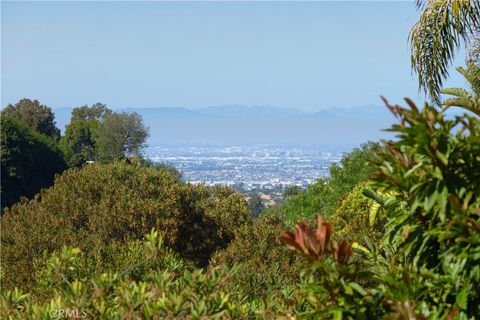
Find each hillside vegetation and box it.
[1,117,67,209]
[1,1,479,318]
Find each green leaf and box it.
[424,191,437,212]
[435,150,449,165]
[349,282,367,296]
[455,288,468,310]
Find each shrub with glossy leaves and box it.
[369,98,480,318]
[280,97,480,318]
[278,215,383,319]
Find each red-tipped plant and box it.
[331,240,353,265]
[279,215,353,264]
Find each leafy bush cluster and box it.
[271,141,381,227]
[213,213,302,300]
[3,94,478,318]
[329,182,385,245]
[1,231,258,319]
[277,97,480,318]
[1,161,248,290]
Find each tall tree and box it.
[59,119,100,167]
[60,103,111,166]
[1,117,67,209]
[95,112,149,161]
[1,99,60,140]
[409,0,480,104]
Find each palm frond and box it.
[443,98,480,115]
[440,87,471,98]
[441,61,480,115]
[410,0,480,104]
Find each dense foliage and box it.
[59,119,100,167]
[270,142,381,226]
[1,161,248,290]
[1,99,61,140]
[370,97,480,317]
[213,213,302,300]
[95,112,149,161]
[329,182,385,245]
[0,117,67,210]
[2,2,479,316]
[278,96,480,318]
[60,104,149,165]
[1,232,260,319]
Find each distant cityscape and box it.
[145,145,350,191]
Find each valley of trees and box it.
[1,1,479,319]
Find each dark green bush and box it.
[1,161,248,290]
[1,117,67,210]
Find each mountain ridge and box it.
[53,104,395,145]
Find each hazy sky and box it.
[1,1,467,111]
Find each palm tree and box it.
[409,0,480,104]
[441,61,480,116]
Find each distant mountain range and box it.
[53,105,396,145]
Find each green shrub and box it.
[1,117,67,210]
[271,142,381,226]
[0,231,262,319]
[370,98,480,318]
[279,98,480,319]
[33,235,191,300]
[1,161,248,290]
[213,213,302,300]
[278,215,382,319]
[330,182,385,245]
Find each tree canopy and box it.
[1,99,61,140]
[59,119,100,167]
[95,112,149,161]
[70,102,112,121]
[60,105,149,165]
[1,117,67,210]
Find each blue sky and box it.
[1,1,467,112]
